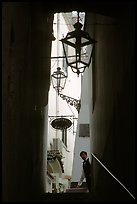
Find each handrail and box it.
[91,153,135,200]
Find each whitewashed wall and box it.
[71,68,91,182]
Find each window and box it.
[79,124,90,137]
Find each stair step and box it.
[65,188,88,193]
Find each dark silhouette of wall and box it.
[88,7,135,201]
[2,2,54,201]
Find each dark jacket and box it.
[83,158,91,179]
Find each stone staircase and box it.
[40,192,96,202]
[38,185,135,202]
[39,188,97,202]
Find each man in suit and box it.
[77,151,91,192]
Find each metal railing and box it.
[91,153,135,200]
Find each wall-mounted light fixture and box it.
[60,12,96,76]
[51,67,67,94]
[51,68,81,113]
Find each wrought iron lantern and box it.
[60,12,96,76]
[51,67,67,94]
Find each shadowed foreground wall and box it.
[2,2,53,201]
[88,6,135,201]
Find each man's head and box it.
[80,151,88,160]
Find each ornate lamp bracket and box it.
[59,93,81,113]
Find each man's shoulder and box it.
[86,157,90,162]
[86,158,91,164]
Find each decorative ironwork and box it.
[59,93,81,113]
[51,68,81,113]
[51,117,72,130]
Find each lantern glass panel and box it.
[63,43,93,70]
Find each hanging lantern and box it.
[51,67,67,94]
[60,12,96,76]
